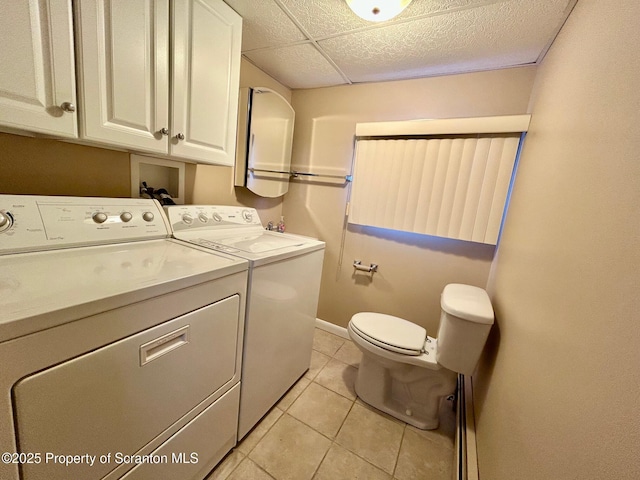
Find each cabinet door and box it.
[75,0,170,153]
[0,0,77,137]
[171,0,242,165]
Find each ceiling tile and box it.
[223,0,574,89]
[318,0,571,83]
[224,0,306,51]
[277,0,373,37]
[279,0,479,39]
[244,44,348,89]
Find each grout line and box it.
[332,401,396,476]
[309,432,334,480]
[208,449,245,480]
[391,424,407,478]
[334,394,357,440]
[251,457,276,480]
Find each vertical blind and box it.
[348,116,530,245]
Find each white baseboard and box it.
[315,318,349,339]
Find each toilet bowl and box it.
[348,284,494,430]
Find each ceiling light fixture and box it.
[345,0,413,22]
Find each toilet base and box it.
[354,352,457,430]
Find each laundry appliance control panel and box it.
[165,205,263,232]
[0,195,170,255]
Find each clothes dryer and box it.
[0,195,248,480]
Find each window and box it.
[348,115,530,245]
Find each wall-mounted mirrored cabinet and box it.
[234,87,295,198]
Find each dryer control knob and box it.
[0,211,13,232]
[120,212,133,222]
[198,213,208,223]
[142,212,155,222]
[212,213,222,222]
[242,209,253,222]
[182,214,193,225]
[92,212,108,224]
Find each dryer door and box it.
[12,294,240,480]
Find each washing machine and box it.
[164,205,325,439]
[0,195,249,480]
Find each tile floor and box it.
[207,328,456,480]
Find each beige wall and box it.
[0,133,131,197]
[284,67,536,331]
[474,1,640,478]
[0,58,289,224]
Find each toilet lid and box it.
[441,283,494,324]
[350,313,426,355]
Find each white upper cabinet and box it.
[75,0,242,165]
[0,0,78,138]
[171,0,242,165]
[75,0,170,154]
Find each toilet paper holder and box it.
[353,260,378,274]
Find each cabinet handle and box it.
[159,127,169,136]
[60,102,76,113]
[175,133,185,141]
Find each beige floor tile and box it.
[304,350,331,380]
[333,340,362,368]
[210,327,454,480]
[205,449,245,480]
[312,329,345,356]
[314,444,391,480]
[288,382,353,438]
[249,414,331,480]
[314,358,358,400]
[227,458,275,480]
[277,376,310,411]
[394,428,453,480]
[237,407,283,455]
[335,403,405,474]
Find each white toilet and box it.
[347,283,494,430]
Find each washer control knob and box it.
[182,214,193,225]
[0,211,13,233]
[212,213,222,222]
[142,212,155,222]
[120,212,133,223]
[92,212,108,224]
[242,209,253,222]
[198,213,208,223]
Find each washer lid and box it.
[212,231,306,254]
[350,312,426,354]
[441,284,495,324]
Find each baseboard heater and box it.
[455,374,479,480]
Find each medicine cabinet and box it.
[234,87,295,198]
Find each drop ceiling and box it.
[223,0,577,89]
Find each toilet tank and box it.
[436,284,494,376]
